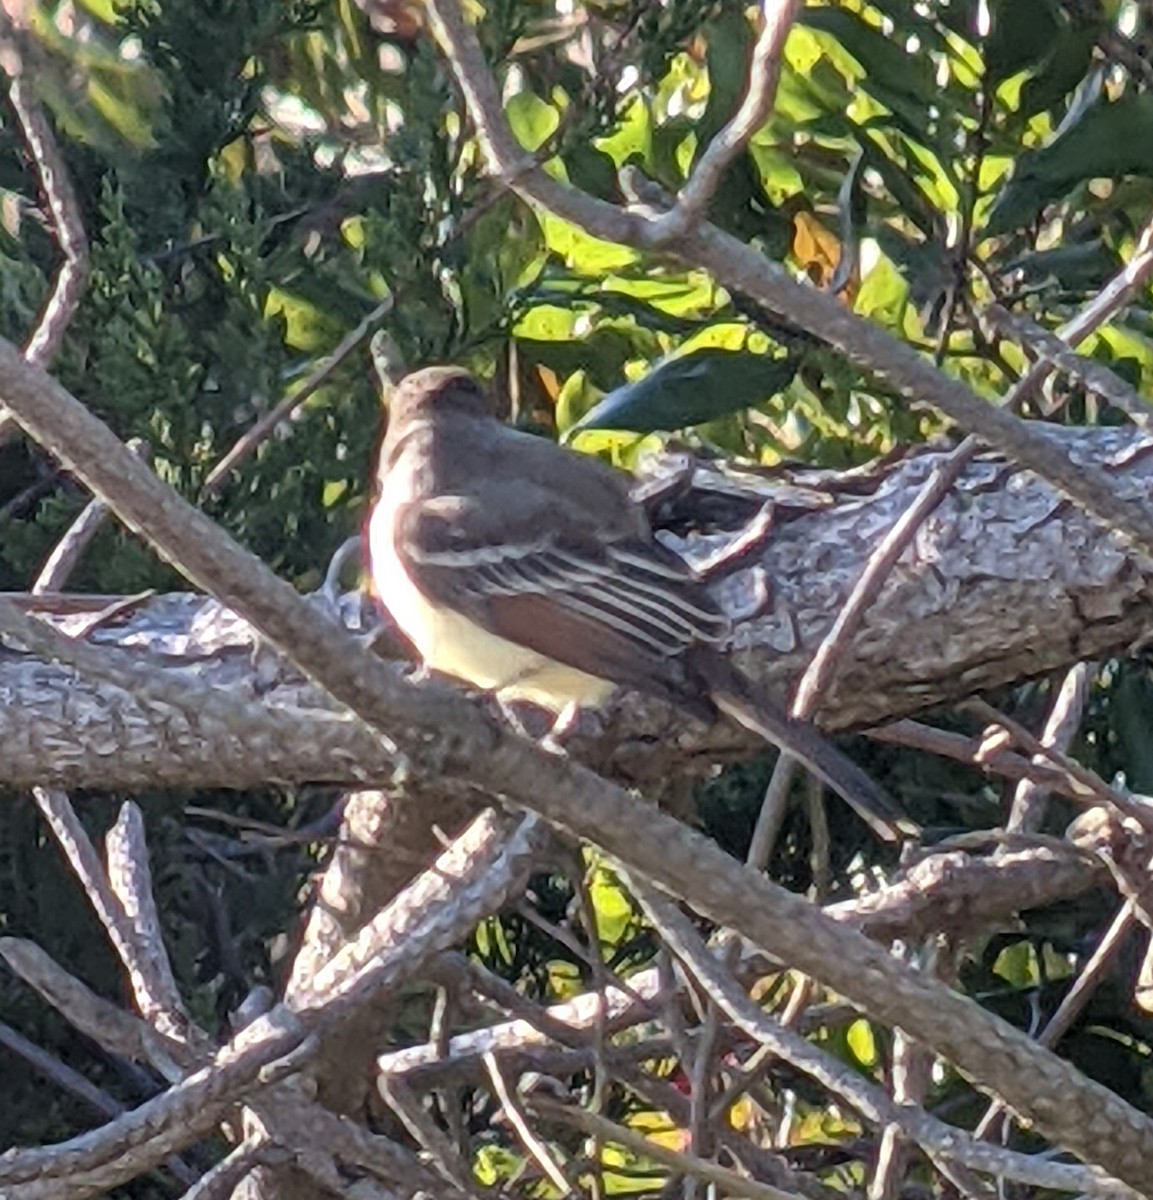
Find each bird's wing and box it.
[393,488,729,708]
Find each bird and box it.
[366,365,915,843]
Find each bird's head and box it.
[385,366,491,426]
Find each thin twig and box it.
[0,32,90,370]
[0,936,166,1065]
[30,789,200,1071]
[176,1139,286,1200]
[32,440,152,593]
[1007,663,1091,832]
[974,899,1139,1141]
[984,305,1153,428]
[7,325,1153,1185]
[528,1095,796,1200]
[870,717,1088,799]
[106,801,192,1030]
[0,1019,202,1191]
[377,1075,484,1197]
[484,1050,576,1195]
[738,119,1153,871]
[649,0,799,240]
[0,1017,126,1122]
[630,881,1130,1195]
[425,0,1153,564]
[0,812,532,1197]
[200,295,394,497]
[965,699,1149,825]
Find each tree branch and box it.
[424,0,1153,562]
[3,238,1153,1195]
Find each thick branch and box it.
[4,428,1153,788]
[4,291,1153,1189]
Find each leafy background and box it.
[3,0,1153,1188]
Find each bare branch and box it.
[377,1075,482,1197]
[0,937,157,1064]
[984,304,1153,428]
[1007,663,1091,832]
[423,0,1153,561]
[0,1018,124,1122]
[484,1051,576,1195]
[295,811,542,1008]
[32,789,202,1069]
[649,0,799,241]
[0,32,90,370]
[975,898,1140,1142]
[105,802,191,1030]
[825,842,1101,942]
[964,698,1146,825]
[201,295,394,498]
[529,1094,807,1200]
[632,882,1132,1196]
[0,811,528,1197]
[176,1139,288,1200]
[4,346,1153,1184]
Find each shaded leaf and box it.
[998,240,1122,295]
[568,348,799,435]
[697,9,752,158]
[505,89,559,152]
[1016,20,1098,119]
[984,0,1060,84]
[988,91,1153,233]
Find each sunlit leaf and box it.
[793,210,841,289]
[993,941,1038,988]
[802,6,939,138]
[505,89,560,152]
[853,251,910,330]
[588,866,635,948]
[845,1018,879,1068]
[264,287,344,352]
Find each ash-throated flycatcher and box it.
[368,366,913,842]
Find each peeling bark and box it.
[1,427,1150,792]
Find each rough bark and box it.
[2,425,1151,792]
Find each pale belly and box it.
[367,504,615,713]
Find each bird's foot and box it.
[540,702,582,756]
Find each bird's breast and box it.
[366,486,615,713]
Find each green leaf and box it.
[697,9,752,158]
[984,0,1061,84]
[998,240,1121,294]
[567,348,799,435]
[987,91,1153,234]
[845,1018,879,1068]
[588,866,635,949]
[563,143,621,201]
[853,249,911,330]
[993,941,1039,988]
[1016,21,1098,119]
[505,89,559,152]
[518,325,653,391]
[802,7,938,135]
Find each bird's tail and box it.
[692,651,918,844]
